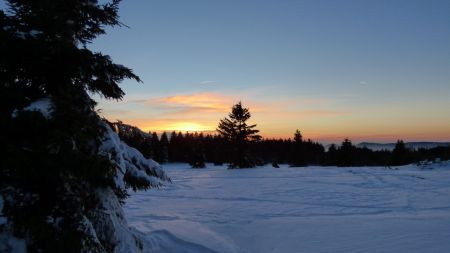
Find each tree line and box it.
[111,119,450,169]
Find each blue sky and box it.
[3,0,450,142]
[94,0,450,142]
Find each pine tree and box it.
[326,144,338,165]
[168,131,178,162]
[159,132,169,163]
[0,1,167,252]
[294,129,303,143]
[189,133,206,168]
[338,138,355,166]
[217,102,261,168]
[150,131,160,161]
[211,134,226,165]
[289,129,307,167]
[391,140,409,166]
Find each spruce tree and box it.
[289,129,307,167]
[391,140,409,166]
[0,1,167,252]
[150,131,160,161]
[211,134,226,165]
[159,132,169,163]
[294,129,303,143]
[188,134,206,168]
[217,102,261,168]
[326,144,338,165]
[338,138,355,166]
[168,131,177,162]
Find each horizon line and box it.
[140,129,450,144]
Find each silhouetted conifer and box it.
[159,132,169,163]
[337,139,355,166]
[391,140,409,166]
[289,129,308,167]
[326,144,338,165]
[217,102,261,168]
[189,134,206,168]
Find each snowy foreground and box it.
[125,163,450,253]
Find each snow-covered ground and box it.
[125,163,450,253]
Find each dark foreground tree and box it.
[0,1,168,252]
[217,102,261,168]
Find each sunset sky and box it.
[91,0,450,143]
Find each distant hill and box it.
[356,142,450,151]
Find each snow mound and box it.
[141,229,218,253]
[89,189,217,253]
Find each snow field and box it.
[125,163,450,253]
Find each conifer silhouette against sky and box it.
[41,0,450,142]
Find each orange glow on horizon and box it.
[111,117,450,143]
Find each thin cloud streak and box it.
[159,93,230,112]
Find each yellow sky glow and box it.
[164,122,212,132]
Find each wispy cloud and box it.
[158,92,231,112]
[101,91,354,137]
[359,81,368,85]
[130,92,234,112]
